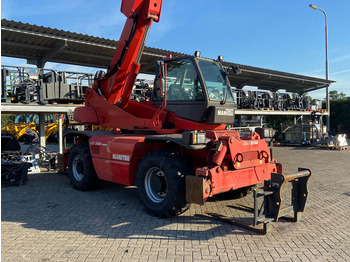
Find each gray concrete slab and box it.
[2,147,350,261]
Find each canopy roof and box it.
[1,19,334,93]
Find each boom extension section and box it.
[98,0,161,106]
[74,0,162,128]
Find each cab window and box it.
[153,59,204,101]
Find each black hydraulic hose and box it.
[104,15,139,78]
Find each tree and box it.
[1,114,16,126]
[329,90,347,100]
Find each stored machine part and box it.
[1,65,94,104]
[1,160,32,186]
[1,135,32,186]
[312,134,348,150]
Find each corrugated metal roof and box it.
[1,19,333,93]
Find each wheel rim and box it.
[144,167,168,203]
[72,155,84,181]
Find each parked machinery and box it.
[1,65,94,104]
[236,90,306,111]
[250,91,264,109]
[311,134,348,150]
[3,67,40,103]
[2,64,322,113]
[1,135,32,186]
[130,79,153,102]
[1,114,38,142]
[310,99,322,110]
[236,89,251,109]
[38,70,94,104]
[1,114,68,143]
[285,93,303,110]
[302,95,312,110]
[262,91,275,109]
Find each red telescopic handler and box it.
[64,0,312,234]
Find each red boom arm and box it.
[94,0,162,107]
[74,0,224,132]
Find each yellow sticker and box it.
[237,163,240,167]
[260,160,263,164]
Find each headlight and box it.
[182,130,207,145]
[196,132,206,144]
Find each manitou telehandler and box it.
[66,0,312,233]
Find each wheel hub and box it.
[72,155,84,181]
[144,167,168,203]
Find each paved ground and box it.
[2,146,350,261]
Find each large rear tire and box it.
[68,142,101,191]
[136,150,192,218]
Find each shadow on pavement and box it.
[1,172,259,241]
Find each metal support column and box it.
[39,113,46,148]
[58,113,63,154]
[237,115,241,127]
[309,4,330,132]
[301,116,304,142]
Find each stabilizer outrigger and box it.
[205,168,312,234]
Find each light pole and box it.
[309,4,330,133]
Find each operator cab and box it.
[152,56,236,124]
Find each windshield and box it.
[153,59,204,101]
[196,59,234,102]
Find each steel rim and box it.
[144,167,168,203]
[72,154,84,181]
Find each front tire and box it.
[136,150,192,218]
[68,142,101,191]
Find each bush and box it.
[1,114,16,126]
[328,100,350,135]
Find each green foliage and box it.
[329,90,347,100]
[265,115,295,129]
[1,114,16,126]
[330,99,350,129]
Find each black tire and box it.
[136,150,192,218]
[68,142,101,191]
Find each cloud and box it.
[1,57,28,67]
[45,62,102,73]
[301,68,324,77]
[331,69,350,76]
[331,54,350,64]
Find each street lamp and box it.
[309,4,330,133]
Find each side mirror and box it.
[159,62,167,97]
[156,61,167,98]
[231,65,242,75]
[153,60,168,100]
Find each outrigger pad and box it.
[186,176,211,205]
[202,168,312,235]
[268,168,312,222]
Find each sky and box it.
[1,0,350,99]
